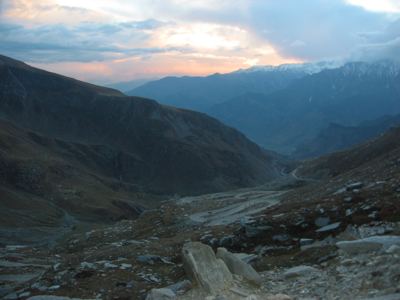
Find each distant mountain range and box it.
[128,60,400,156]
[0,54,282,243]
[127,61,342,111]
[105,78,156,93]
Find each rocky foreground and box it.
[1,169,400,300]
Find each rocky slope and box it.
[297,125,400,179]
[0,54,283,244]
[293,114,400,158]
[0,54,281,194]
[0,119,153,245]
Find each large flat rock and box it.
[216,248,262,285]
[336,235,400,255]
[182,242,233,294]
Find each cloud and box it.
[0,19,177,62]
[351,18,400,62]
[1,0,399,82]
[162,0,394,61]
[345,0,400,13]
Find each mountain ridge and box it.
[0,54,283,243]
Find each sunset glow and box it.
[0,0,399,83]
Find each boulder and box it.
[145,288,176,300]
[182,242,233,294]
[336,235,400,255]
[216,248,262,286]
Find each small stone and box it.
[145,288,176,300]
[341,258,355,266]
[120,263,132,269]
[346,182,363,191]
[315,217,330,227]
[334,187,347,195]
[272,234,290,242]
[53,263,61,271]
[386,245,400,255]
[368,211,379,219]
[19,292,31,298]
[80,262,96,269]
[299,238,314,246]
[103,262,118,269]
[344,196,353,203]
[316,222,341,233]
[284,265,319,278]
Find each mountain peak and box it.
[340,60,400,77]
[235,60,344,75]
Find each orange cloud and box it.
[31,46,301,84]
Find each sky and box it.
[0,0,399,84]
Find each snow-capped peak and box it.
[235,61,344,75]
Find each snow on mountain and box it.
[340,60,400,77]
[235,60,344,75]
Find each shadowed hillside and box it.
[0,55,283,244]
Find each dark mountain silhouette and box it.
[0,54,283,242]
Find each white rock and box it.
[316,222,341,233]
[145,288,176,300]
[386,245,400,255]
[182,242,233,294]
[336,235,400,255]
[216,248,262,285]
[283,265,319,278]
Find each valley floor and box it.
[1,170,400,300]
